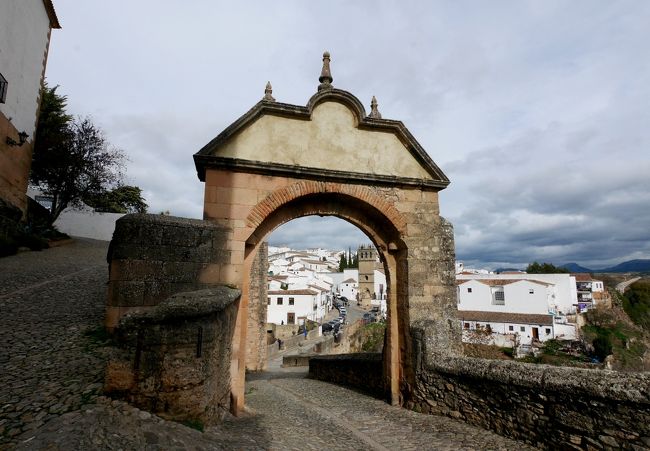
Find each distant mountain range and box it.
[560,259,650,273]
[493,259,650,274]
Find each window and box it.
[0,73,7,103]
[289,297,294,306]
[545,328,551,335]
[364,275,369,280]
[529,289,534,294]
[277,297,283,305]
[464,322,470,329]
[520,326,525,332]
[467,287,472,293]
[508,325,514,331]
[267,297,271,305]
[491,288,505,305]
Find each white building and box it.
[338,268,359,300]
[267,289,323,325]
[458,311,555,345]
[0,1,60,215]
[574,274,607,311]
[456,276,578,346]
[457,273,578,315]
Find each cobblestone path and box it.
[1,240,536,450]
[0,239,109,450]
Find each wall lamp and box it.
[6,131,29,147]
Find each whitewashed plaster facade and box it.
[457,273,578,315]
[267,289,323,325]
[0,0,56,138]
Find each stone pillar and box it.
[246,241,268,371]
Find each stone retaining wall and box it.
[106,214,232,329]
[104,287,240,425]
[409,355,650,450]
[309,354,385,399]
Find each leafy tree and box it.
[31,83,130,224]
[526,261,569,274]
[351,251,359,268]
[83,185,147,213]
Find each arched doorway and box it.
[233,190,410,412]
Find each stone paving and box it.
[0,239,537,450]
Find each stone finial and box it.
[263,81,275,102]
[318,51,333,91]
[369,96,382,119]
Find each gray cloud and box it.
[46,1,650,266]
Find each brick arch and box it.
[246,180,408,234]
[238,185,412,412]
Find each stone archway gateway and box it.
[193,52,461,414]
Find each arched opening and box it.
[230,191,412,413]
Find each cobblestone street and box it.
[1,239,536,450]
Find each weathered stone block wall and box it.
[106,214,232,329]
[105,288,240,425]
[309,354,385,399]
[246,241,268,371]
[408,351,650,450]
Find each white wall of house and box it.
[554,323,577,340]
[457,273,578,314]
[54,206,125,241]
[461,320,554,345]
[0,1,51,138]
[339,280,358,300]
[373,269,387,300]
[457,280,552,315]
[267,291,321,325]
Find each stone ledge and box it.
[116,213,230,230]
[119,287,240,327]
[428,356,650,404]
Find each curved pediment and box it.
[194,88,449,190]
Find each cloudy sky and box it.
[46,0,650,269]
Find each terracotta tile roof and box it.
[342,278,357,284]
[308,284,328,292]
[457,310,554,326]
[269,275,288,281]
[573,274,593,282]
[456,279,553,287]
[268,289,318,296]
